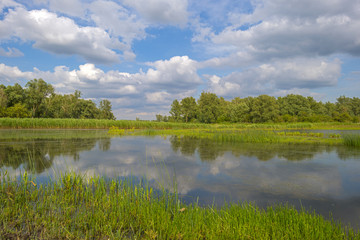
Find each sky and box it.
[0,0,360,120]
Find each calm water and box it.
[1,129,360,229]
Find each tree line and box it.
[0,79,115,120]
[156,92,360,123]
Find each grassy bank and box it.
[111,128,344,145]
[1,172,358,239]
[1,118,360,130]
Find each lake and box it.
[1,129,360,229]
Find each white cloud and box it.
[207,58,341,98]
[122,0,189,26]
[89,0,147,45]
[47,0,85,18]
[143,56,202,92]
[195,0,360,69]
[145,91,171,104]
[0,47,24,57]
[0,0,21,12]
[0,64,33,82]
[0,7,124,63]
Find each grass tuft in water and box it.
[343,134,360,147]
[0,171,358,239]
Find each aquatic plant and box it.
[343,134,360,147]
[0,171,357,239]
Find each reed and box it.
[2,118,360,130]
[0,171,357,239]
[343,134,360,147]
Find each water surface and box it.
[1,129,360,229]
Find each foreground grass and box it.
[1,118,360,130]
[1,172,358,239]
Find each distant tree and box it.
[170,99,181,122]
[4,83,25,107]
[25,79,54,118]
[229,97,250,123]
[98,99,115,120]
[278,94,311,116]
[156,114,163,122]
[251,95,279,123]
[0,88,7,108]
[197,92,220,123]
[180,97,197,122]
[79,100,99,119]
[217,97,230,122]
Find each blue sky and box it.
[0,0,360,119]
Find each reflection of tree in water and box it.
[98,138,111,151]
[0,138,102,173]
[168,136,360,162]
[170,136,225,161]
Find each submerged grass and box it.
[0,171,358,239]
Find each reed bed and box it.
[2,118,360,130]
[0,118,208,130]
[0,171,357,239]
[343,134,360,147]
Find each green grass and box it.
[0,171,358,239]
[343,134,360,147]
[2,118,360,130]
[112,128,343,145]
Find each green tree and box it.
[217,97,230,122]
[98,99,115,120]
[4,83,25,107]
[229,97,251,123]
[0,88,7,108]
[180,97,197,123]
[278,94,311,117]
[250,95,279,123]
[25,79,54,118]
[170,99,181,122]
[5,103,30,118]
[197,92,220,123]
[80,100,100,119]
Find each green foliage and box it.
[0,172,357,239]
[229,97,251,122]
[5,103,30,118]
[180,96,197,122]
[4,83,25,107]
[1,80,114,120]
[198,92,221,123]
[170,99,181,121]
[250,95,279,123]
[166,93,360,124]
[98,99,115,120]
[25,78,54,117]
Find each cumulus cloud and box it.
[196,0,360,69]
[0,64,33,82]
[89,0,147,45]
[143,56,202,92]
[122,0,189,26]
[0,7,125,63]
[207,58,341,98]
